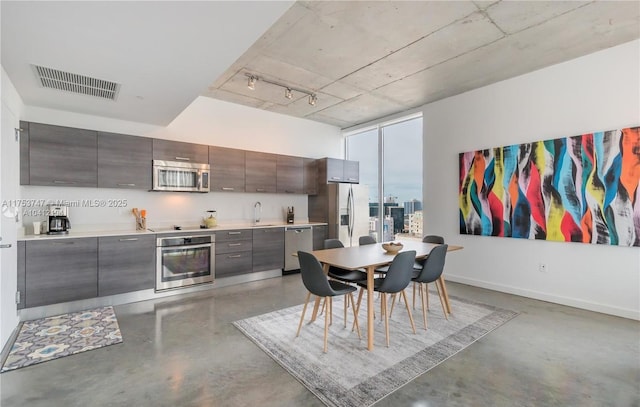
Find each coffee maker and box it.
[47,205,71,235]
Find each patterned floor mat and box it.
[1,306,122,373]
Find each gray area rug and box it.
[1,306,122,373]
[234,291,517,407]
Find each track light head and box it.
[247,76,256,90]
[308,94,317,106]
[285,88,293,99]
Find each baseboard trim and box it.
[0,322,23,368]
[445,274,640,321]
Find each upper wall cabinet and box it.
[98,132,152,190]
[245,151,277,193]
[318,158,359,184]
[20,121,98,187]
[276,155,303,194]
[209,146,245,192]
[152,139,209,163]
[303,158,318,195]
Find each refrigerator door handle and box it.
[348,185,354,241]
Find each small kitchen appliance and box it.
[203,210,217,228]
[286,207,294,224]
[47,204,71,235]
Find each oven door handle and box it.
[160,243,213,251]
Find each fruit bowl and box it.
[382,242,404,253]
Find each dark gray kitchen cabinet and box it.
[20,121,98,187]
[318,158,359,184]
[98,234,155,296]
[98,132,152,190]
[152,139,209,163]
[17,241,26,310]
[253,227,284,272]
[209,146,245,192]
[215,229,253,277]
[25,238,98,308]
[245,151,277,193]
[276,155,303,194]
[312,225,328,250]
[303,158,318,195]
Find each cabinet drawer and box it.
[216,240,252,255]
[215,229,252,242]
[215,252,252,277]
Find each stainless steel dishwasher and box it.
[284,226,313,273]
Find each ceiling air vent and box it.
[32,65,120,101]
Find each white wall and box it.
[1,67,24,348]
[423,40,640,319]
[20,97,342,231]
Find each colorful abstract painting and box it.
[459,127,640,247]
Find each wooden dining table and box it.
[310,241,463,350]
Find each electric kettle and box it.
[203,210,217,228]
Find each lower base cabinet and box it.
[312,225,328,250]
[25,238,98,308]
[98,234,155,296]
[215,229,253,277]
[253,228,284,272]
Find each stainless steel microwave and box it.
[152,160,210,192]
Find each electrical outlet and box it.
[539,263,547,273]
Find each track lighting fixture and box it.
[247,75,256,90]
[244,73,317,106]
[308,94,317,106]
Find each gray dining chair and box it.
[354,250,417,347]
[358,235,376,245]
[412,235,446,311]
[324,239,368,283]
[296,251,361,353]
[411,244,448,329]
[422,235,445,244]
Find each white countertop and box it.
[18,221,327,241]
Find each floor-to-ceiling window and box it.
[346,114,423,241]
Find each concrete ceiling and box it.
[1,1,293,126]
[1,1,638,130]
[204,1,640,129]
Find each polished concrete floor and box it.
[0,275,638,407]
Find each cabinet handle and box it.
[228,254,242,258]
[53,180,77,184]
[285,190,294,193]
[330,177,341,180]
[117,183,136,187]
[52,241,75,245]
[228,243,242,247]
[0,244,11,249]
[222,187,235,191]
[175,156,190,161]
[347,178,357,181]
[119,238,139,242]
[228,232,242,235]
[256,188,266,192]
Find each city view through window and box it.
[346,116,423,242]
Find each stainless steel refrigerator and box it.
[309,183,370,247]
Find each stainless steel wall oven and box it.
[156,235,215,291]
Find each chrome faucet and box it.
[254,201,262,225]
